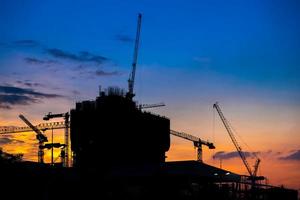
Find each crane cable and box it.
[226,119,259,160]
[212,106,216,165]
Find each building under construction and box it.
[70,87,170,168]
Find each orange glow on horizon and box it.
[1,110,299,192]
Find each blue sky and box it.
[0,0,299,124]
[1,0,299,94]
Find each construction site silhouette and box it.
[0,13,298,200]
[0,86,298,200]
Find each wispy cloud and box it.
[0,94,38,108]
[212,151,253,160]
[15,80,45,88]
[0,85,64,109]
[0,137,24,145]
[94,70,121,76]
[46,48,109,64]
[12,40,40,47]
[71,90,80,95]
[0,85,62,98]
[24,57,58,65]
[279,150,300,160]
[115,34,134,43]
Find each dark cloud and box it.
[13,40,40,47]
[75,68,121,78]
[16,80,45,88]
[213,151,253,160]
[0,85,62,98]
[24,57,58,65]
[0,104,11,109]
[0,94,38,106]
[0,85,64,109]
[95,70,120,76]
[46,48,109,64]
[0,138,12,145]
[0,133,16,138]
[72,90,80,95]
[115,34,134,43]
[279,150,300,160]
[0,137,24,145]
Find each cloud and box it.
[212,151,253,160]
[12,40,40,47]
[0,104,11,109]
[279,150,300,160]
[71,90,80,95]
[0,85,62,98]
[0,85,64,109]
[46,48,109,64]
[24,57,58,65]
[0,94,38,106]
[16,80,45,88]
[0,137,25,145]
[115,34,134,43]
[94,70,121,76]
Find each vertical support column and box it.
[64,113,69,167]
[51,127,54,165]
[197,144,203,162]
[38,142,44,163]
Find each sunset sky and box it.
[0,0,299,191]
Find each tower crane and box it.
[127,13,142,100]
[1,120,67,165]
[19,114,48,163]
[170,130,215,162]
[213,102,264,182]
[43,112,69,167]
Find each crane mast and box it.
[127,13,142,99]
[170,130,215,162]
[213,103,253,177]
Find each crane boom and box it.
[170,130,215,162]
[127,13,142,99]
[19,114,48,143]
[213,102,253,176]
[0,121,66,134]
